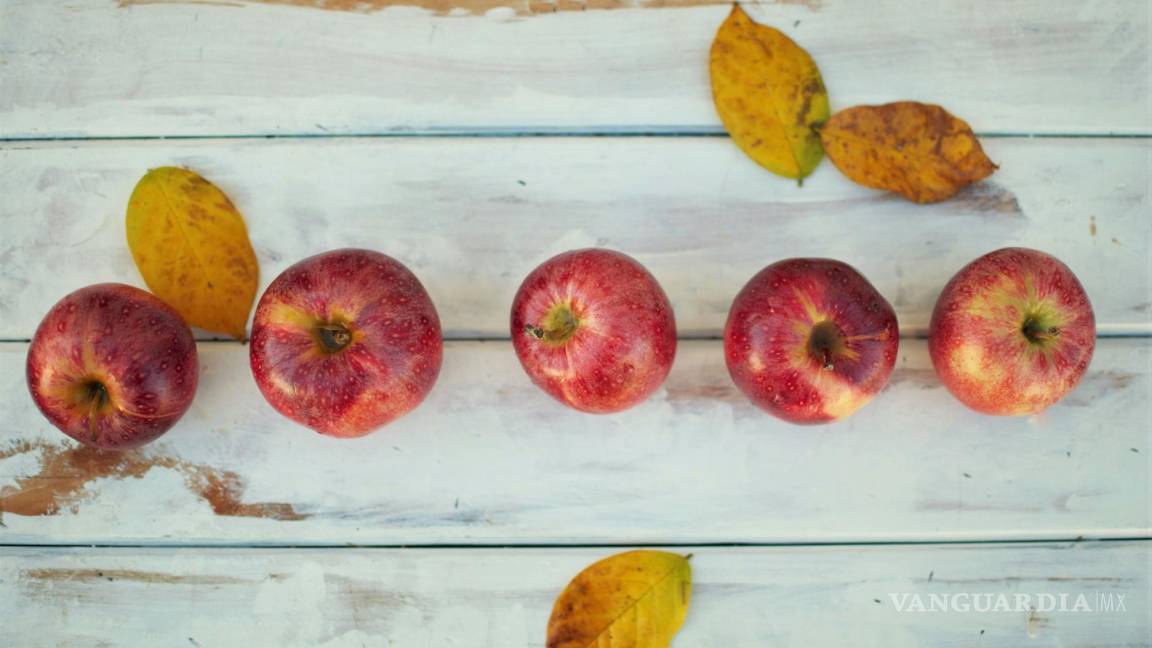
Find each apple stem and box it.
[83,381,109,409]
[528,305,580,344]
[1022,320,1061,344]
[821,348,834,371]
[81,381,109,443]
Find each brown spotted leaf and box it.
[710,4,830,181]
[819,101,998,203]
[547,550,692,648]
[126,167,259,339]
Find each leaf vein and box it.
[152,172,217,294]
[580,561,684,648]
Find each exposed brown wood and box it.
[0,441,306,521]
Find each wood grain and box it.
[1,137,1148,340]
[1,339,1148,545]
[0,0,1148,137]
[1,543,1147,646]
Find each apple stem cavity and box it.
[528,303,580,345]
[82,380,110,409]
[808,320,844,370]
[315,323,353,353]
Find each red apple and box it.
[725,259,898,424]
[250,249,442,437]
[26,283,198,449]
[929,247,1095,415]
[510,249,676,413]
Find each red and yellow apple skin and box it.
[725,259,898,424]
[249,249,442,437]
[510,249,677,414]
[929,248,1095,416]
[26,284,198,449]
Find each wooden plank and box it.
[0,0,1148,138]
[1,338,1148,545]
[1,542,1147,646]
[1,136,1148,340]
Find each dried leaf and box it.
[547,550,692,648]
[819,101,998,203]
[710,5,830,181]
[126,167,258,339]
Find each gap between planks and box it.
[2,130,1152,146]
[3,537,1151,551]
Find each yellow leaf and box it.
[547,550,692,648]
[126,167,259,339]
[818,101,998,203]
[710,5,830,181]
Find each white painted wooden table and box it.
[1,1,1150,646]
